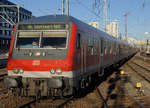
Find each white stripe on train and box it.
[7,65,100,78]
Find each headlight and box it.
[19,68,24,73]
[50,69,55,74]
[13,68,19,74]
[34,52,41,56]
[56,68,62,74]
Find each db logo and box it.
[32,60,40,65]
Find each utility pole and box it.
[124,12,130,41]
[104,0,107,32]
[66,0,69,16]
[62,0,65,15]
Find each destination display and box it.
[18,24,67,30]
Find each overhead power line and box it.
[142,0,146,8]
[93,0,103,16]
[75,0,103,20]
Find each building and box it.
[106,21,118,38]
[88,21,99,29]
[0,0,32,53]
[138,40,150,46]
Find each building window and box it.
[3,40,5,45]
[0,30,2,35]
[9,31,12,36]
[2,23,5,27]
[2,30,5,35]
[7,31,9,35]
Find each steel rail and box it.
[16,98,37,108]
[96,88,109,108]
[131,60,150,72]
[119,86,146,108]
[127,63,150,83]
[0,88,8,94]
[57,96,74,108]
[17,96,73,108]
[134,56,150,63]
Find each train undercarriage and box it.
[4,77,75,97]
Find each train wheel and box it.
[13,88,21,96]
[73,87,79,97]
[88,76,91,83]
[80,79,85,88]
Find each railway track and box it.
[16,87,109,108]
[16,98,37,108]
[0,87,35,108]
[122,61,150,107]
[56,96,74,108]
[117,85,147,108]
[16,96,74,108]
[135,55,150,63]
[96,88,109,108]
[0,88,8,95]
[127,61,150,84]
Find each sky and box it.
[9,0,150,40]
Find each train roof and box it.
[20,15,125,43]
[21,15,76,23]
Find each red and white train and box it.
[4,15,136,97]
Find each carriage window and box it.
[101,39,104,54]
[16,32,40,48]
[94,39,98,55]
[76,33,80,49]
[41,31,67,48]
[88,37,94,55]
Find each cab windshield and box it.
[15,31,67,49]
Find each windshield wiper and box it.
[52,45,58,49]
[52,46,64,50]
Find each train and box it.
[4,15,136,97]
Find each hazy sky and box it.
[10,0,150,40]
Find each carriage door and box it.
[100,38,104,68]
[98,39,101,72]
[80,34,86,76]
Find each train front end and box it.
[4,22,77,97]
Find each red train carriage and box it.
[4,15,136,97]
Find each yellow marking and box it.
[136,83,142,88]
[120,70,125,75]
